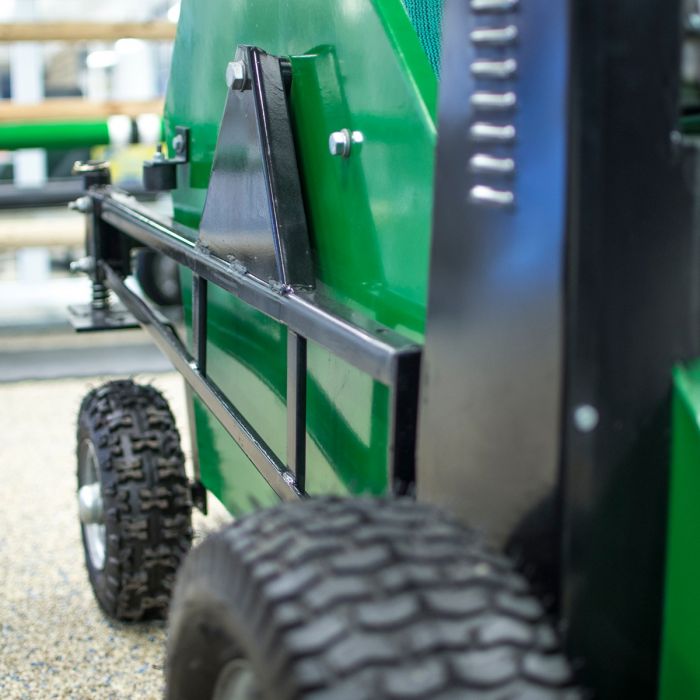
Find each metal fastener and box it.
[68,196,93,214]
[69,256,95,274]
[329,129,353,158]
[226,60,248,91]
[172,133,185,155]
[573,405,599,433]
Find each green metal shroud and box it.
[659,362,700,700]
[165,0,437,515]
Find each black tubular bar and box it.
[286,330,307,490]
[102,263,302,501]
[388,351,422,494]
[97,192,418,386]
[94,189,422,496]
[192,274,208,376]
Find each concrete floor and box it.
[0,373,230,699]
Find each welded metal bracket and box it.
[142,126,190,192]
[199,45,315,290]
[67,303,140,332]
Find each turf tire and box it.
[166,497,580,699]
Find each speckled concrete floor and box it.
[0,374,230,699]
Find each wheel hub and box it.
[212,659,259,700]
[78,483,103,524]
[78,440,107,571]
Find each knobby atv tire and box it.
[166,498,580,700]
[77,380,192,621]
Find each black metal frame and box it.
[69,45,420,499]
[79,192,420,500]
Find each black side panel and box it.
[562,1,698,696]
[418,0,569,590]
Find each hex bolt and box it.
[573,404,599,433]
[70,256,95,275]
[68,196,93,214]
[226,60,249,91]
[152,143,166,162]
[329,129,353,158]
[172,133,185,155]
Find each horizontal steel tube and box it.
[102,263,302,501]
[0,118,164,150]
[99,194,419,386]
[0,120,109,150]
[0,179,153,209]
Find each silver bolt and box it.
[573,405,599,433]
[68,196,93,214]
[172,133,185,154]
[70,256,95,274]
[226,60,248,91]
[329,129,352,158]
[153,143,166,162]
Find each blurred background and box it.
[0,0,180,379]
[0,6,214,697]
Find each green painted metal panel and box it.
[168,0,436,515]
[0,120,110,150]
[660,361,700,700]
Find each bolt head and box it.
[226,60,248,91]
[68,196,93,214]
[70,256,95,274]
[573,404,599,433]
[329,129,352,158]
[172,133,185,154]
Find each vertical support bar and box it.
[192,274,208,376]
[388,352,421,495]
[184,383,208,514]
[287,329,307,491]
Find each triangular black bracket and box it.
[199,45,315,290]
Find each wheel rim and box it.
[78,439,107,571]
[212,659,260,700]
